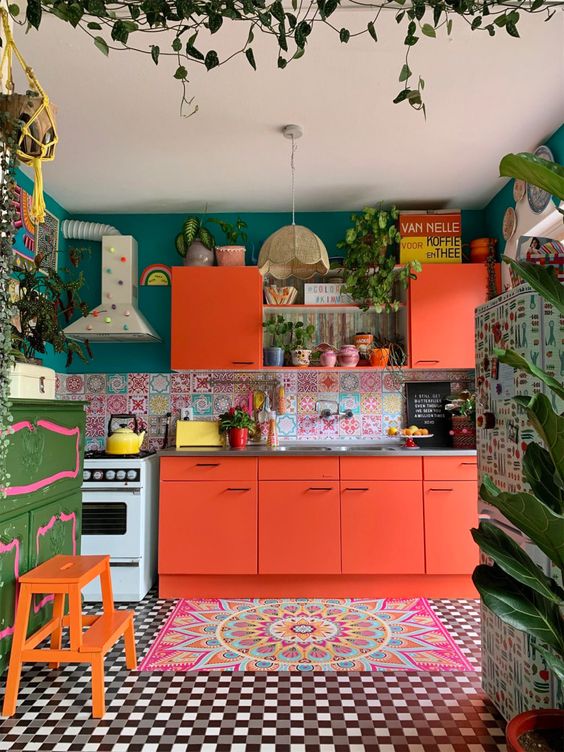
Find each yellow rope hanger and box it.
[0,8,58,224]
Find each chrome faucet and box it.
[315,400,353,420]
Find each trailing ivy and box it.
[5,0,562,116]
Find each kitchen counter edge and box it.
[158,446,477,457]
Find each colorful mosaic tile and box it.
[297,393,316,414]
[171,373,192,393]
[149,373,170,394]
[64,374,84,394]
[339,371,360,391]
[128,373,149,395]
[213,393,232,415]
[148,394,170,415]
[277,413,297,438]
[361,391,382,413]
[85,373,106,395]
[106,393,128,414]
[339,392,361,414]
[107,372,128,393]
[317,371,339,392]
[128,395,148,414]
[192,393,213,416]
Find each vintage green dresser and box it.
[0,399,86,675]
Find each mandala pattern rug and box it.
[139,598,473,673]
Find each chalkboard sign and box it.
[405,381,451,448]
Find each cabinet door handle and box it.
[226,487,251,492]
[429,488,453,492]
[232,361,255,365]
[343,487,369,491]
[461,462,477,466]
[415,360,440,364]
[307,487,333,491]
[195,463,220,467]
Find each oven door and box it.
[81,489,142,561]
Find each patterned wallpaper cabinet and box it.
[0,399,85,675]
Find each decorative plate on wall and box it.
[502,207,517,241]
[513,179,526,203]
[527,145,554,214]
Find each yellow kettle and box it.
[106,414,146,455]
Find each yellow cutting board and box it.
[176,420,222,447]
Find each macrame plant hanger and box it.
[0,8,58,223]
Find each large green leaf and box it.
[515,393,564,489]
[503,257,564,315]
[183,217,200,246]
[175,232,187,257]
[471,521,564,602]
[473,564,564,655]
[523,443,564,515]
[494,347,564,402]
[536,645,564,684]
[480,475,564,570]
[499,152,564,201]
[198,226,216,250]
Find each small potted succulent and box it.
[218,407,256,449]
[263,315,291,367]
[209,217,248,266]
[175,216,216,266]
[445,390,476,449]
[290,321,316,367]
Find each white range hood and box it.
[64,235,161,342]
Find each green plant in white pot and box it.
[175,216,216,266]
[209,217,248,267]
[290,322,316,367]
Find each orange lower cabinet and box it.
[259,481,341,574]
[341,481,424,574]
[159,481,258,575]
[424,481,478,575]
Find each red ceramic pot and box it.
[228,427,248,449]
[506,709,564,752]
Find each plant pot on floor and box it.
[183,240,214,266]
[450,415,476,449]
[506,709,564,752]
[264,347,285,367]
[228,427,249,449]
[215,245,246,266]
[291,349,312,367]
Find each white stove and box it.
[81,451,159,602]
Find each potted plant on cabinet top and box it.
[218,407,256,449]
[338,205,421,313]
[445,390,476,449]
[471,258,564,752]
[263,315,291,367]
[175,216,216,266]
[209,217,248,266]
[290,321,316,367]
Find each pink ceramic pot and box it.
[319,350,337,367]
[337,345,360,368]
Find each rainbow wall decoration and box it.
[140,264,171,286]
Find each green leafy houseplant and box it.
[500,153,564,211]
[209,217,248,246]
[338,205,421,313]
[218,407,256,432]
[445,391,476,418]
[175,216,216,259]
[9,2,562,117]
[291,321,315,350]
[263,314,291,349]
[471,258,564,685]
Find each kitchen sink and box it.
[276,444,400,453]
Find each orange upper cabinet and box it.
[409,264,492,369]
[171,267,263,370]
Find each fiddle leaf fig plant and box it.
[471,259,564,684]
[338,205,421,313]
[7,2,562,117]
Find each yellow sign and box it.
[400,235,462,264]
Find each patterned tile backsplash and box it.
[57,369,474,451]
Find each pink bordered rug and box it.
[139,598,473,673]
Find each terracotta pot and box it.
[228,427,248,449]
[450,415,476,449]
[184,240,214,266]
[215,245,246,266]
[506,709,564,752]
[337,345,360,368]
[370,347,390,368]
[291,349,312,367]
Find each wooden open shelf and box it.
[263,304,404,312]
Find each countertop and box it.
[158,445,477,457]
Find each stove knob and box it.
[105,470,116,481]
[83,469,91,481]
[93,470,104,481]
[116,470,126,481]
[126,469,137,481]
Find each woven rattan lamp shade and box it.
[258,224,330,280]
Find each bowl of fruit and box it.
[388,425,433,448]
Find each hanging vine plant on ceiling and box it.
[7,0,563,117]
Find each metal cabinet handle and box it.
[415,360,440,364]
[196,463,220,467]
[226,488,251,492]
[343,487,369,491]
[461,462,477,466]
[429,488,453,492]
[232,361,255,365]
[307,487,333,491]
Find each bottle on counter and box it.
[267,411,279,448]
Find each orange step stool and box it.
[2,554,136,718]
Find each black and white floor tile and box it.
[0,593,506,751]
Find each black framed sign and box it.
[405,381,451,447]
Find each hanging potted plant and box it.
[209,217,248,266]
[175,216,216,266]
[445,390,476,449]
[290,321,316,367]
[262,314,291,367]
[218,407,256,449]
[338,205,421,313]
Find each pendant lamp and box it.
[258,125,329,280]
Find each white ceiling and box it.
[14,10,564,213]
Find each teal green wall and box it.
[14,168,71,372]
[65,209,486,373]
[485,124,564,250]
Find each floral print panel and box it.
[57,369,474,451]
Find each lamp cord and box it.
[290,134,296,226]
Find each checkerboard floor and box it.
[0,594,506,751]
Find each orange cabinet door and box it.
[424,481,478,574]
[159,481,257,574]
[171,267,263,370]
[409,264,492,369]
[259,481,340,574]
[341,481,424,574]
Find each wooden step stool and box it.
[2,554,136,718]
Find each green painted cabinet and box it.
[0,399,86,675]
